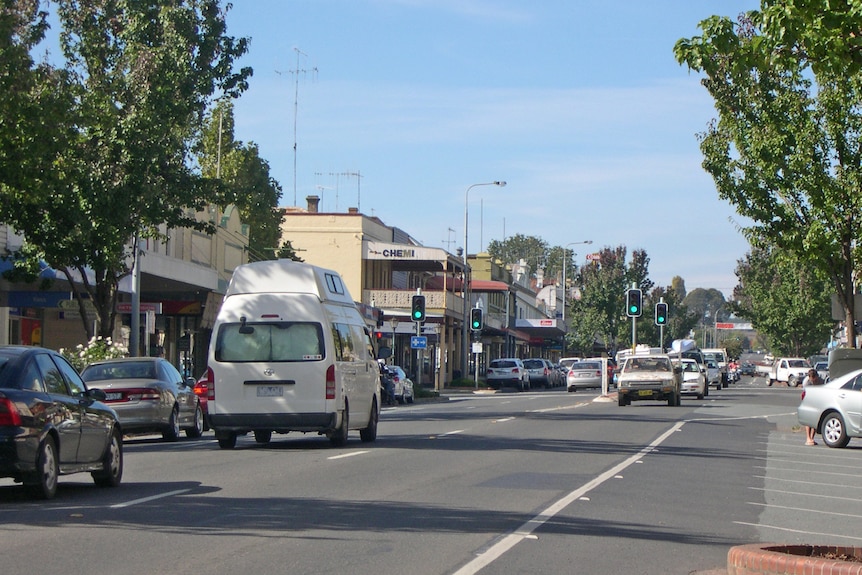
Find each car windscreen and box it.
[491,360,517,369]
[523,360,544,369]
[573,362,600,371]
[216,321,324,362]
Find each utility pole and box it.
[277,48,317,207]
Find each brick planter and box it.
[728,543,862,574]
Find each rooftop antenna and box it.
[443,227,456,252]
[277,48,317,207]
[333,171,362,212]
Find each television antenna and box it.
[277,48,317,206]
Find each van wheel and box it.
[217,433,237,449]
[330,404,349,447]
[360,399,378,442]
[254,430,272,444]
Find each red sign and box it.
[586,253,601,261]
[715,322,735,330]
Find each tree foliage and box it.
[487,234,549,272]
[731,246,832,357]
[0,0,251,339]
[675,2,862,347]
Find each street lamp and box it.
[462,180,506,382]
[561,240,593,322]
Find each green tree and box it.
[0,0,251,339]
[487,234,548,271]
[675,2,862,348]
[731,246,832,357]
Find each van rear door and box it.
[212,314,329,417]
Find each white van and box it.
[203,260,381,449]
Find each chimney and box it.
[348,207,359,214]
[306,195,320,213]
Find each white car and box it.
[677,358,707,400]
[386,365,414,404]
[486,358,529,391]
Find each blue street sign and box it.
[410,336,427,349]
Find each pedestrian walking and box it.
[802,368,824,445]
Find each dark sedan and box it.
[0,346,123,499]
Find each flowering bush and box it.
[60,336,128,372]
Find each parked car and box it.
[523,358,556,388]
[566,360,603,391]
[0,346,123,499]
[814,361,829,382]
[798,367,862,448]
[386,365,414,404]
[677,358,707,399]
[486,358,529,391]
[81,357,203,441]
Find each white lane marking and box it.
[748,486,862,503]
[111,489,191,509]
[746,501,862,520]
[328,450,370,460]
[493,417,515,424]
[752,475,862,491]
[734,520,862,543]
[451,421,686,575]
[442,429,466,436]
[528,403,589,413]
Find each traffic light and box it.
[411,295,426,323]
[626,288,642,317]
[470,308,483,331]
[655,302,668,326]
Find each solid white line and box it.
[451,421,686,575]
[328,450,369,460]
[528,403,589,413]
[747,501,862,520]
[748,486,862,503]
[442,429,466,436]
[734,520,862,543]
[110,489,191,508]
[493,417,515,423]
[752,474,862,491]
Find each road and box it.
[2,376,860,575]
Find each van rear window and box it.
[215,322,324,362]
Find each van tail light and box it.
[0,397,22,427]
[199,367,214,401]
[326,364,336,399]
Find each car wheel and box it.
[406,392,414,404]
[27,435,59,499]
[697,393,704,400]
[254,430,272,444]
[92,429,123,488]
[330,403,349,447]
[568,386,576,393]
[821,412,850,448]
[185,404,204,439]
[704,385,709,397]
[162,406,180,441]
[360,398,378,442]
[217,433,237,449]
[618,394,626,407]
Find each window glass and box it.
[54,356,86,395]
[35,354,68,395]
[216,322,325,362]
[331,323,357,361]
[18,360,45,392]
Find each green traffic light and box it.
[630,305,638,313]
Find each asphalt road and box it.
[1,375,859,575]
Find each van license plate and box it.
[638,390,653,396]
[256,386,283,397]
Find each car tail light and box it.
[114,388,160,402]
[543,368,549,376]
[800,390,806,400]
[326,364,336,399]
[595,370,602,377]
[197,368,214,400]
[0,397,22,426]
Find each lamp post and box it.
[462,180,506,382]
[561,240,593,322]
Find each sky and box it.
[223,0,758,297]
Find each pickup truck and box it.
[616,354,682,406]
[767,357,810,387]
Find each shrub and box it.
[60,336,128,372]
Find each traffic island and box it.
[728,543,862,574]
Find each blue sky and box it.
[224,1,757,297]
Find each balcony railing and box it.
[364,289,464,318]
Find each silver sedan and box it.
[797,368,862,448]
